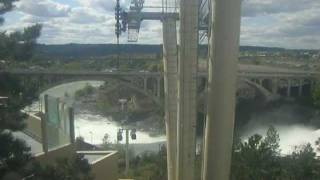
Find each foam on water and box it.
[242,124,320,155]
[75,113,166,145]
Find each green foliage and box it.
[101,133,111,149]
[0,24,42,61]
[231,132,282,180]
[264,125,280,155]
[231,126,320,180]
[0,74,38,131]
[281,144,320,180]
[75,84,95,99]
[0,0,18,25]
[31,154,94,180]
[124,146,167,180]
[0,132,32,179]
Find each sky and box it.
[0,0,320,49]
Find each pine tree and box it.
[0,1,41,178]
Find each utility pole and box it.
[117,128,136,177]
[202,0,242,179]
[117,98,137,177]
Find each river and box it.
[26,81,320,155]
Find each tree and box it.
[0,74,39,179]
[31,155,94,180]
[0,24,42,61]
[0,132,32,179]
[281,144,320,180]
[0,0,18,25]
[101,133,111,149]
[231,126,282,180]
[264,125,280,155]
[1,0,42,61]
[126,146,167,180]
[0,2,42,178]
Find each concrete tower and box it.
[163,16,178,180]
[176,0,199,179]
[202,0,242,179]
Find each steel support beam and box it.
[176,0,199,179]
[162,17,178,180]
[203,0,242,179]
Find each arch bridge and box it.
[1,66,318,105]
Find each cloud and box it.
[242,0,320,17]
[15,0,71,17]
[1,0,319,48]
[68,7,107,24]
[77,0,116,12]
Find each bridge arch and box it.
[198,78,276,104]
[242,79,277,101]
[37,77,162,107]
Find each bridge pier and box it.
[162,16,179,180]
[271,78,278,94]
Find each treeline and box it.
[33,44,307,61]
[120,126,320,180]
[231,126,320,180]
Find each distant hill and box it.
[239,46,285,52]
[35,44,163,59]
[34,44,314,60]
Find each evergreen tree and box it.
[0,0,18,25]
[0,1,42,178]
[231,126,281,180]
[282,144,320,180]
[0,73,37,179]
[30,155,94,180]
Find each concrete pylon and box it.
[162,17,178,180]
[271,78,279,94]
[202,0,242,179]
[176,0,199,179]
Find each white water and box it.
[242,124,320,155]
[27,81,320,154]
[75,112,165,144]
[27,81,165,145]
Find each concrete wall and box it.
[35,144,76,165]
[78,151,118,180]
[24,113,42,142]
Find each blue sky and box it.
[0,0,320,49]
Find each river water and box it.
[26,81,320,155]
[26,81,166,146]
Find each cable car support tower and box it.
[115,1,179,180]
